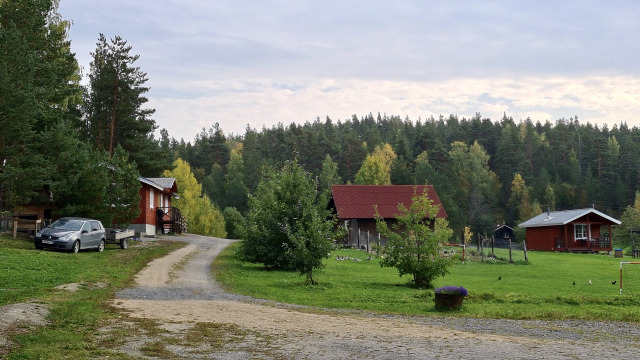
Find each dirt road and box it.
[111,235,640,359]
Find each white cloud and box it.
[59,1,640,141]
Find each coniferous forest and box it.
[171,113,640,239]
[3,1,640,242]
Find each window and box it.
[150,188,154,209]
[574,224,587,240]
[90,221,102,231]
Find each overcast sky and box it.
[58,1,640,142]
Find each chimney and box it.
[546,205,550,219]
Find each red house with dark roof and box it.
[518,208,619,253]
[129,177,185,236]
[329,185,447,249]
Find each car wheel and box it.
[71,241,80,253]
[120,238,128,250]
[35,245,42,250]
[97,239,105,252]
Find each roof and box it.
[139,177,178,194]
[495,224,515,232]
[518,208,621,228]
[331,185,447,219]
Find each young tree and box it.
[190,194,227,238]
[318,154,342,193]
[375,190,454,288]
[614,191,640,249]
[243,161,343,284]
[164,158,226,237]
[508,173,532,224]
[354,143,397,185]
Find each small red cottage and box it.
[129,177,185,236]
[518,208,620,253]
[329,185,447,249]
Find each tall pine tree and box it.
[84,34,165,176]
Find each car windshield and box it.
[49,219,84,231]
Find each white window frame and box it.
[574,224,587,240]
[150,188,154,209]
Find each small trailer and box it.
[105,229,135,249]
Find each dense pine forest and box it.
[168,113,640,239]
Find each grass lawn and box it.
[0,234,185,359]
[214,243,640,322]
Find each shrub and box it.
[223,207,246,239]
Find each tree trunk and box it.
[109,81,118,157]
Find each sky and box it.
[58,1,640,142]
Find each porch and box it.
[156,207,187,234]
[555,235,612,253]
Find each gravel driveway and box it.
[111,234,640,359]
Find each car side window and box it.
[82,222,91,233]
[90,221,101,231]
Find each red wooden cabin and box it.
[518,208,620,253]
[329,185,447,249]
[129,177,185,236]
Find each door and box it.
[90,220,103,248]
[80,221,94,248]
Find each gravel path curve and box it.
[112,234,640,359]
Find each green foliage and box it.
[223,207,246,239]
[242,160,343,283]
[169,114,640,239]
[203,163,225,206]
[41,124,140,225]
[164,158,226,237]
[375,190,454,288]
[191,194,227,238]
[84,33,166,176]
[0,0,83,209]
[509,173,533,223]
[224,151,248,212]
[318,154,342,193]
[106,145,141,225]
[354,143,396,185]
[447,141,499,235]
[614,191,640,249]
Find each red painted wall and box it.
[526,226,563,251]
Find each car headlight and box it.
[58,233,78,242]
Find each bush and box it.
[223,207,246,239]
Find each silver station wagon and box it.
[34,217,106,253]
